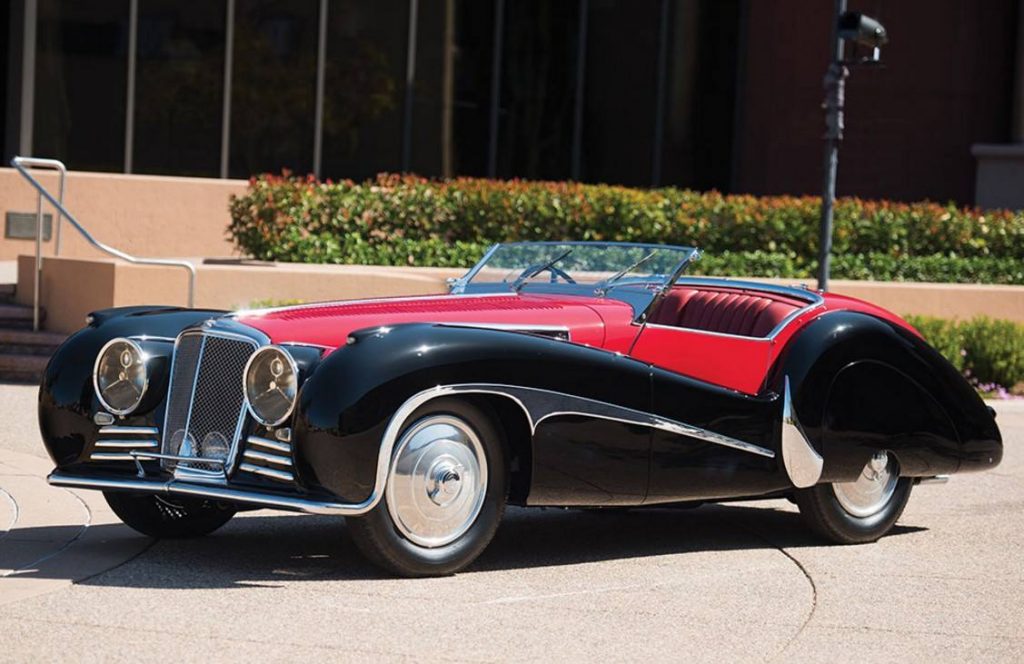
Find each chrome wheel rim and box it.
[832,451,899,518]
[385,415,488,548]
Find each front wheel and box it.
[794,450,913,544]
[104,491,236,538]
[347,398,508,577]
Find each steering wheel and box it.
[517,263,577,285]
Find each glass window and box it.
[320,0,408,182]
[229,0,318,178]
[133,0,226,177]
[33,0,129,172]
[656,0,740,191]
[409,0,574,180]
[406,0,444,176]
[408,0,495,178]
[495,0,579,180]
[581,0,661,186]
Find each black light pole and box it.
[816,5,888,291]
[816,0,848,293]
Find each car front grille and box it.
[161,331,258,472]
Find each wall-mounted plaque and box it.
[5,212,53,241]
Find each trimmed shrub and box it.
[905,315,1024,393]
[229,173,1024,284]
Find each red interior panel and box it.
[649,287,803,338]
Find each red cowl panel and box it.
[234,293,639,351]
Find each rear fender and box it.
[771,311,1001,482]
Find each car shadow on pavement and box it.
[4,500,926,589]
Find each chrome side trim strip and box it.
[781,375,823,488]
[98,426,159,436]
[437,322,571,340]
[94,439,159,449]
[246,435,291,454]
[917,475,950,485]
[238,463,294,482]
[673,277,822,305]
[242,449,292,467]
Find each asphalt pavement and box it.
[0,382,1020,662]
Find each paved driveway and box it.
[1,383,1021,662]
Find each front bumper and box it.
[48,471,375,516]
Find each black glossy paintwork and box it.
[529,417,650,506]
[39,302,1002,510]
[646,365,782,504]
[770,311,1002,482]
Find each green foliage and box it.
[228,173,1024,284]
[905,315,1024,393]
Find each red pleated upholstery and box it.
[650,287,802,338]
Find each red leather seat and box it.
[649,287,802,338]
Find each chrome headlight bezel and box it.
[243,345,300,427]
[93,337,149,416]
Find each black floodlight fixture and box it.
[838,11,888,62]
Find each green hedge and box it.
[906,316,1024,395]
[228,173,1024,284]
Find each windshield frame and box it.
[452,241,701,321]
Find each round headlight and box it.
[94,338,149,415]
[244,346,299,426]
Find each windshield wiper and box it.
[510,249,573,292]
[594,250,658,294]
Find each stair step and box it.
[0,353,49,384]
[0,303,44,328]
[0,325,66,348]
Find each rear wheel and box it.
[104,492,236,538]
[347,398,508,577]
[794,451,912,544]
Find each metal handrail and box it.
[11,157,196,330]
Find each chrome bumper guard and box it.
[47,470,372,517]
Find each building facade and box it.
[2,0,1022,205]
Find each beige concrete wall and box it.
[823,279,1024,322]
[0,168,246,261]
[17,256,116,333]
[17,256,463,332]
[17,255,1024,334]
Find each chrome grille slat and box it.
[246,435,291,454]
[240,435,295,483]
[239,463,294,482]
[98,426,159,436]
[162,331,257,472]
[94,439,159,449]
[242,449,292,467]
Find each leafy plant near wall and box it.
[906,315,1024,398]
[228,173,1024,284]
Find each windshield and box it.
[456,242,699,305]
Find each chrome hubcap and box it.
[385,415,488,548]
[832,451,899,518]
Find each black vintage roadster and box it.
[40,243,1002,576]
